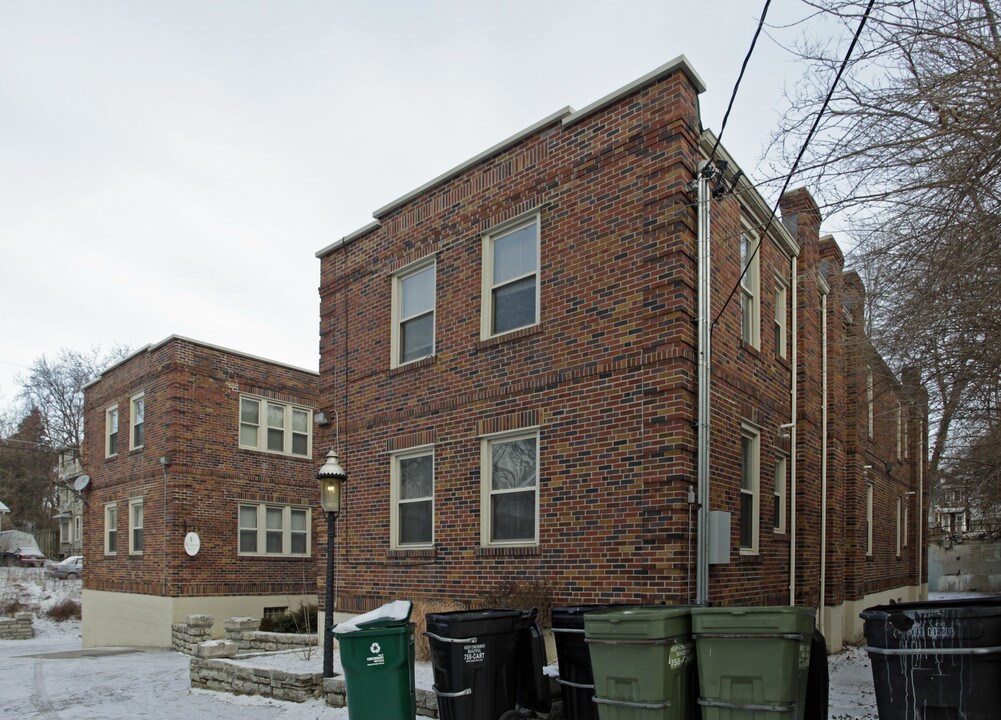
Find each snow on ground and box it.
[1,570,991,720]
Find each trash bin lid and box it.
[584,606,692,640]
[691,605,816,636]
[333,599,413,635]
[426,608,525,638]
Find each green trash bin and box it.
[691,606,815,720]
[584,606,697,720]
[335,603,417,720]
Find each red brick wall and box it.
[316,68,928,615]
[82,338,319,598]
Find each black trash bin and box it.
[861,597,1001,720]
[552,605,623,720]
[425,608,540,720]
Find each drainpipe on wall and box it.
[789,255,798,607]
[696,160,712,606]
[820,285,829,629]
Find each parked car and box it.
[46,555,83,578]
[15,548,47,567]
[0,530,46,567]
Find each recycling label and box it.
[463,642,486,665]
[669,641,694,669]
[798,642,810,670]
[367,641,386,667]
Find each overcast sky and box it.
[0,1,832,409]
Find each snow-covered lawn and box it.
[5,567,977,720]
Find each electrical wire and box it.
[713,0,877,329]
[707,0,773,164]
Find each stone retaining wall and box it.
[171,615,318,656]
[190,656,324,703]
[0,612,33,639]
[224,617,317,653]
[171,614,213,654]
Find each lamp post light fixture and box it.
[317,449,347,679]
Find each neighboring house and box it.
[313,57,928,651]
[80,336,319,648]
[0,500,8,532]
[54,447,84,558]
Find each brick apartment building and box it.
[80,336,319,648]
[313,57,928,651]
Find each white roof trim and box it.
[317,57,708,258]
[315,220,382,259]
[563,55,706,127]
[84,335,318,390]
[371,107,573,221]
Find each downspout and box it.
[918,422,924,598]
[820,287,828,629]
[696,161,712,605]
[789,256,798,606]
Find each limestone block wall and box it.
[0,612,34,639]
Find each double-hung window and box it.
[739,229,760,348]
[481,431,539,545]
[392,261,436,367]
[238,503,310,556]
[129,498,143,555]
[866,367,874,438]
[130,393,145,450]
[106,406,119,457]
[740,424,760,553]
[774,277,788,359]
[239,396,312,457]
[866,481,874,556]
[774,455,787,533]
[105,503,117,554]
[391,449,434,547]
[482,217,540,338]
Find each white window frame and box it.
[900,402,908,458]
[739,228,760,349]
[739,422,760,554]
[390,447,435,549]
[480,428,540,547]
[774,454,787,534]
[866,482,874,557]
[129,498,143,556]
[239,395,312,458]
[866,367,874,438]
[774,276,788,359]
[481,214,541,340]
[60,518,72,545]
[130,392,145,451]
[237,503,311,557]
[104,503,118,555]
[106,405,119,458]
[391,258,436,368]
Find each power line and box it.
[712,0,877,329]
[707,0,773,164]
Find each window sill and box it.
[738,550,761,564]
[775,354,790,371]
[129,447,144,455]
[740,341,761,359]
[475,545,540,557]
[238,447,314,462]
[476,324,543,351]
[389,355,436,376]
[238,553,312,560]
[387,547,438,560]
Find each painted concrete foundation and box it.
[82,590,314,647]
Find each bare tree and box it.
[16,345,132,453]
[768,0,1001,490]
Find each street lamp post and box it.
[317,449,347,679]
